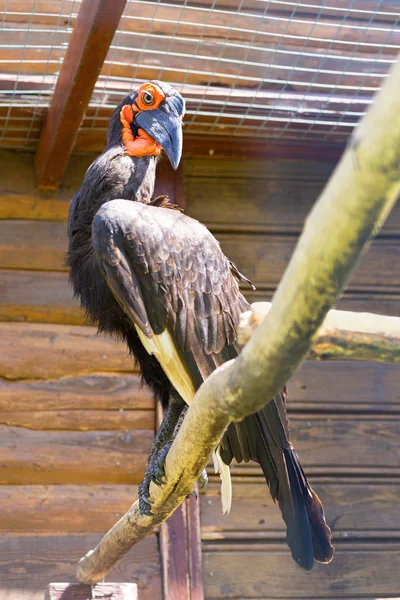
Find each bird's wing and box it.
[92,198,334,565]
[92,198,249,402]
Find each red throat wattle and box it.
[120,104,161,158]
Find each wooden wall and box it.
[0,151,161,599]
[183,156,400,599]
[0,149,399,598]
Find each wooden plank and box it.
[229,415,400,476]
[74,129,346,161]
[203,545,400,598]
[0,269,85,324]
[0,220,68,270]
[200,480,400,540]
[0,485,138,533]
[184,160,400,236]
[0,150,95,211]
[0,534,161,600]
[35,0,128,189]
[0,374,154,411]
[45,583,138,600]
[2,223,400,293]
[289,360,400,412]
[0,195,70,221]
[0,415,398,485]
[157,403,204,600]
[3,0,399,38]
[2,0,398,33]
[218,234,400,293]
[154,157,186,210]
[160,501,191,600]
[187,490,205,600]
[0,409,154,431]
[3,269,400,325]
[0,426,152,484]
[0,322,134,379]
[185,156,334,181]
[159,491,204,600]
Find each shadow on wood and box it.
[45,582,137,599]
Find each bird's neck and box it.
[67,146,158,319]
[69,146,158,235]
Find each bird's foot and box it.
[138,471,154,516]
[139,447,209,515]
[151,440,173,486]
[138,440,173,516]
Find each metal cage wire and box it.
[0,0,399,150]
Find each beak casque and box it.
[135,98,183,170]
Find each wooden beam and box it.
[157,406,204,600]
[35,0,127,190]
[154,158,186,210]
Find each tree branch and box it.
[239,302,400,363]
[76,56,400,583]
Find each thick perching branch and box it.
[239,303,400,363]
[76,57,400,584]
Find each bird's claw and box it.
[198,469,208,489]
[150,441,171,486]
[138,477,154,515]
[186,490,197,500]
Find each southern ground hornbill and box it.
[67,80,334,570]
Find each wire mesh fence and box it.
[0,0,399,151]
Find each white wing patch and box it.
[135,326,196,404]
[135,324,232,513]
[213,447,232,514]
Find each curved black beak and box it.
[135,98,183,170]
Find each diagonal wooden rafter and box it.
[35,0,127,190]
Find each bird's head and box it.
[108,81,185,170]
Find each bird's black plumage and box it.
[67,80,334,570]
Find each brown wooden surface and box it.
[203,545,400,598]
[0,534,161,600]
[0,414,397,486]
[35,0,127,189]
[160,502,191,600]
[0,426,152,484]
[0,485,138,534]
[289,360,400,412]
[2,221,400,294]
[187,490,205,600]
[0,374,153,411]
[185,157,400,235]
[0,409,154,431]
[158,402,204,600]
[159,490,205,600]
[45,583,138,600]
[200,480,400,539]
[0,269,84,324]
[0,322,134,379]
[239,415,400,476]
[4,269,400,326]
[0,146,399,599]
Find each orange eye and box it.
[136,82,165,111]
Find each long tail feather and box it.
[221,391,334,570]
